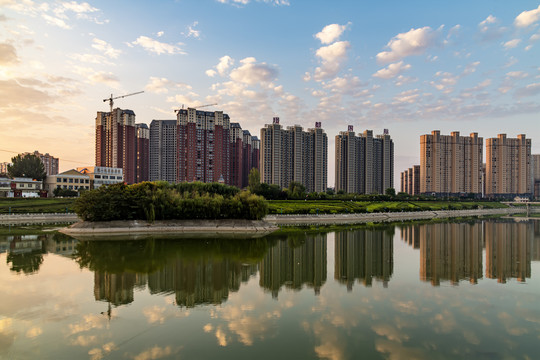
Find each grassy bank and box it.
[267,200,507,215]
[0,198,76,214]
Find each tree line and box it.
[74,181,268,222]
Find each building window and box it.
[69,179,73,183]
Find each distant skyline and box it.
[1,0,539,187]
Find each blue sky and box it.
[1,0,539,186]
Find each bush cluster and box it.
[74,181,268,222]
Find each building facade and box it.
[136,123,150,183]
[0,162,9,175]
[77,166,123,189]
[335,127,393,195]
[96,108,137,184]
[400,165,420,195]
[44,169,90,197]
[149,120,177,183]
[175,108,258,187]
[532,154,540,199]
[23,151,59,176]
[260,118,328,193]
[419,131,483,196]
[485,134,532,198]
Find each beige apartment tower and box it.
[260,118,327,193]
[420,131,482,196]
[485,134,532,198]
[400,165,420,195]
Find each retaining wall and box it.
[264,207,528,226]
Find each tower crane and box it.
[103,91,144,112]
[174,103,218,113]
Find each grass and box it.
[266,200,507,215]
[0,198,76,214]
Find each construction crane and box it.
[174,103,218,113]
[103,91,144,112]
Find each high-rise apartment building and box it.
[260,118,327,193]
[149,120,177,182]
[335,127,393,194]
[419,131,482,196]
[241,131,260,188]
[533,154,540,199]
[400,165,420,195]
[485,134,532,198]
[96,108,138,184]
[23,151,59,176]
[0,162,10,175]
[136,124,150,183]
[175,108,258,187]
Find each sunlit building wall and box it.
[420,131,483,196]
[485,134,532,198]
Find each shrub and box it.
[74,182,268,222]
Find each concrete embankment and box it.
[60,219,279,239]
[264,207,528,226]
[0,213,79,225]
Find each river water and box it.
[1,218,539,359]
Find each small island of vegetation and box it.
[73,181,268,222]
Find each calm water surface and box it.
[1,219,540,359]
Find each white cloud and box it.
[133,346,172,360]
[515,82,540,98]
[92,38,121,58]
[514,5,540,28]
[132,36,185,55]
[447,24,461,39]
[462,61,480,75]
[157,31,164,37]
[0,43,19,65]
[185,21,201,38]
[531,33,540,41]
[430,71,458,93]
[41,14,70,29]
[479,15,497,27]
[376,27,436,63]
[478,15,505,41]
[145,77,191,94]
[503,38,521,49]
[373,61,411,79]
[315,23,350,44]
[68,53,114,66]
[229,57,278,84]
[206,55,235,77]
[217,55,234,75]
[314,41,350,80]
[166,92,201,107]
[61,1,98,14]
[72,66,120,88]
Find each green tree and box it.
[248,168,261,193]
[385,187,396,197]
[8,154,46,181]
[287,181,306,200]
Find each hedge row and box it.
[74,181,268,222]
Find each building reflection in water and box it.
[147,259,257,307]
[401,220,540,286]
[485,221,532,283]
[75,238,268,309]
[0,233,78,275]
[259,233,327,298]
[334,228,394,291]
